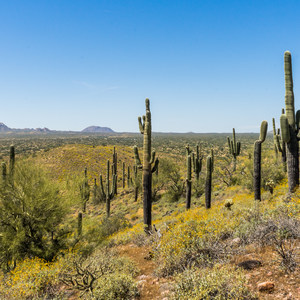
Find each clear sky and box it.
[0,0,300,133]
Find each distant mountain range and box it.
[0,122,114,134]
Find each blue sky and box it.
[0,0,300,132]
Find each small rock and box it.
[231,237,241,246]
[257,281,275,293]
[137,280,146,288]
[138,274,149,280]
[267,272,272,276]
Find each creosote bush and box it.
[172,264,256,300]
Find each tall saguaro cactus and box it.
[227,128,241,171]
[100,160,116,217]
[205,149,214,209]
[272,116,287,170]
[192,144,203,180]
[186,154,192,210]
[112,147,118,194]
[80,168,90,212]
[135,98,159,232]
[280,51,300,193]
[254,121,268,201]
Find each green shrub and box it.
[172,264,256,300]
[93,272,139,300]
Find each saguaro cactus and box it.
[112,147,118,194]
[127,166,131,187]
[77,212,83,237]
[273,116,287,170]
[280,51,300,193]
[122,162,126,188]
[100,160,116,217]
[254,121,268,201]
[192,144,203,180]
[133,164,139,202]
[205,149,214,209]
[1,162,7,183]
[80,168,90,212]
[227,128,241,171]
[186,154,192,210]
[135,98,159,232]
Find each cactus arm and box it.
[149,150,156,164]
[232,128,237,154]
[227,137,231,154]
[284,51,296,129]
[99,174,106,198]
[259,120,268,143]
[280,114,290,143]
[109,174,117,199]
[138,117,144,134]
[133,146,142,169]
[296,110,300,133]
[151,158,159,173]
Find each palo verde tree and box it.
[134,98,159,232]
[0,161,68,271]
[253,121,268,201]
[227,128,241,172]
[280,51,300,193]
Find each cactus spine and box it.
[80,168,90,212]
[254,121,268,201]
[280,51,300,193]
[205,149,214,209]
[135,98,159,232]
[186,154,192,210]
[227,128,241,171]
[100,160,116,217]
[272,116,287,171]
[192,144,203,180]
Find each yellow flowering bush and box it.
[1,257,63,299]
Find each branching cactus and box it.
[280,51,300,193]
[100,160,116,217]
[112,147,118,194]
[192,144,203,180]
[80,168,90,212]
[186,154,192,210]
[272,116,287,171]
[227,128,241,171]
[254,121,268,201]
[205,149,214,209]
[135,98,159,232]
